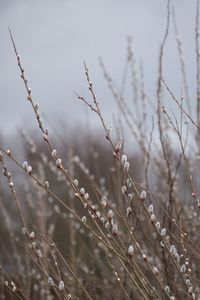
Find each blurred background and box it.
[0,0,197,137]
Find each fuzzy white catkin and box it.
[22,227,26,235]
[43,133,48,141]
[164,285,170,293]
[140,190,147,200]
[80,188,85,196]
[188,286,193,294]
[48,277,54,286]
[73,155,80,163]
[155,222,160,231]
[121,154,127,164]
[6,149,11,155]
[32,242,36,248]
[108,209,114,219]
[148,204,153,213]
[91,205,96,211]
[191,293,195,299]
[84,193,89,200]
[185,279,191,286]
[153,267,159,275]
[54,205,60,214]
[126,207,132,216]
[23,161,28,170]
[36,249,42,258]
[81,216,87,223]
[175,253,180,263]
[30,231,35,239]
[74,179,79,186]
[100,217,105,224]
[180,264,186,273]
[128,193,133,200]
[160,228,166,237]
[112,224,118,235]
[128,245,134,256]
[121,185,127,195]
[27,165,32,174]
[44,181,49,188]
[105,222,110,229]
[9,182,14,187]
[96,211,101,218]
[124,161,129,171]
[150,214,156,222]
[58,281,65,291]
[101,196,107,208]
[56,158,62,167]
[51,149,57,158]
[126,178,132,188]
[160,241,165,248]
[170,245,176,254]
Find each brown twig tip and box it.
[8,27,19,57]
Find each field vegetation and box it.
[0,1,200,299]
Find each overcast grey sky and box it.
[0,0,197,137]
